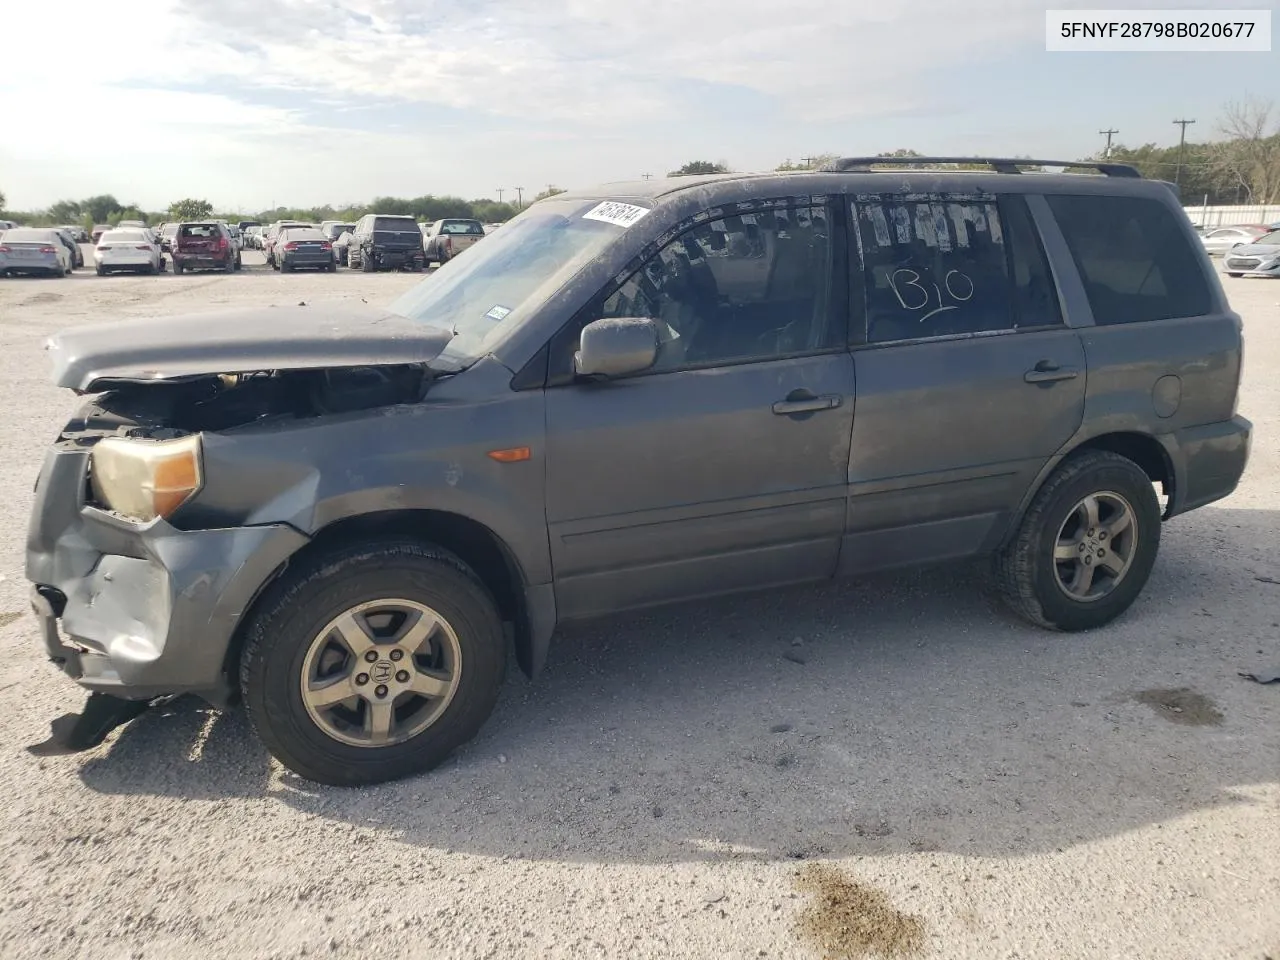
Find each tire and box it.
[361,250,374,272]
[95,266,105,276]
[240,541,506,786]
[223,259,234,273]
[995,450,1161,631]
[326,263,336,273]
[234,253,242,271]
[1227,272,1242,278]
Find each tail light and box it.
[284,242,298,251]
[445,236,453,254]
[321,242,332,251]
[216,237,228,251]
[38,246,56,253]
[0,245,12,253]
[135,245,152,251]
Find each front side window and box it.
[595,204,835,372]
[1047,194,1212,325]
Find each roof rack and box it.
[818,156,1141,178]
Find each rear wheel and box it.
[282,261,293,273]
[240,542,506,786]
[361,250,375,272]
[234,253,242,271]
[996,450,1161,631]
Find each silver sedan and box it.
[1200,225,1269,256]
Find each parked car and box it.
[1222,228,1280,278]
[331,229,355,266]
[94,229,164,275]
[51,228,83,269]
[172,221,240,274]
[274,226,336,272]
[159,223,179,254]
[422,218,485,264]
[59,225,90,243]
[1200,225,1269,255]
[347,214,426,271]
[0,219,16,231]
[25,158,1251,786]
[90,224,113,244]
[237,220,262,235]
[262,220,313,267]
[116,220,156,242]
[0,227,73,276]
[322,221,355,244]
[242,225,263,250]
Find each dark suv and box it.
[26,158,1250,785]
[347,214,426,272]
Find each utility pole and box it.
[800,156,814,169]
[641,173,653,180]
[496,188,504,203]
[514,187,524,208]
[1098,128,1118,159]
[1172,118,1196,186]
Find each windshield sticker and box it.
[582,201,651,229]
[485,305,512,321]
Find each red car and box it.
[172,222,241,274]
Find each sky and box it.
[1,0,1276,212]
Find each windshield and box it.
[389,198,641,365]
[1254,229,1280,245]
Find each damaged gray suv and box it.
[27,158,1251,785]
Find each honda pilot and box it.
[26,158,1250,785]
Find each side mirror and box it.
[574,317,659,378]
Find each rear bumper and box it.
[1164,415,1252,517]
[369,248,424,268]
[173,254,230,268]
[282,253,334,268]
[26,445,309,703]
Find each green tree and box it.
[168,198,213,220]
[532,186,566,202]
[0,187,6,212]
[667,160,730,176]
[82,194,124,224]
[48,199,83,224]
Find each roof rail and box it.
[818,156,1141,178]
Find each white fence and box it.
[1183,203,1280,228]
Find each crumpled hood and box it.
[1225,242,1280,259]
[47,301,454,391]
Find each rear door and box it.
[840,193,1086,573]
[545,198,854,618]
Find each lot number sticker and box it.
[485,305,512,321]
[582,201,651,228]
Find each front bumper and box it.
[1164,415,1252,517]
[26,445,309,703]
[1223,257,1280,276]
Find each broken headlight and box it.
[89,434,203,522]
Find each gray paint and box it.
[48,302,453,390]
[26,168,1252,707]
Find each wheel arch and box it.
[222,508,553,697]
[1004,430,1176,548]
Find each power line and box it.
[1098,128,1118,159]
[1173,118,1196,186]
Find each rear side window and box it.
[855,196,1013,343]
[1047,195,1212,324]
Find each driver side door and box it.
[544,199,856,619]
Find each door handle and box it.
[772,390,842,415]
[1024,360,1079,384]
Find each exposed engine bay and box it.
[57,364,431,442]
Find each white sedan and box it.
[1200,225,1268,256]
[95,229,165,275]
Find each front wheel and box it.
[241,542,506,786]
[995,450,1161,631]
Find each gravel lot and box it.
[0,250,1276,960]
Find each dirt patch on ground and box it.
[1134,688,1224,726]
[0,611,22,630]
[795,863,925,959]
[20,292,63,307]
